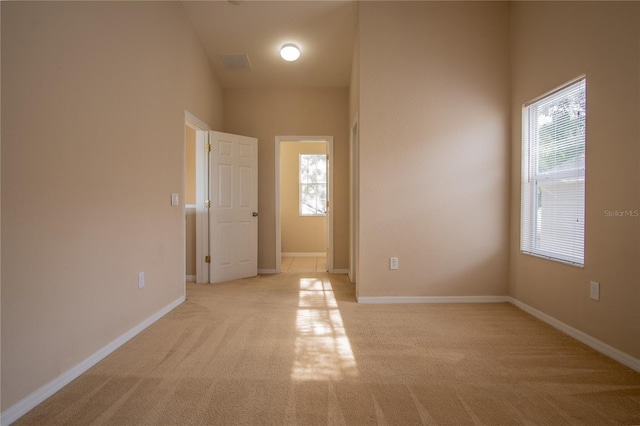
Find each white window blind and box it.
[521,77,586,266]
[300,154,327,216]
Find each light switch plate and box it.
[390,257,399,270]
[171,193,179,206]
[590,281,599,301]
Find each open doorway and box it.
[275,136,334,273]
[185,116,259,284]
[184,111,210,284]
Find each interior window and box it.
[521,77,587,266]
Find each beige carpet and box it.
[15,273,640,425]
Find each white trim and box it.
[186,275,196,282]
[327,139,334,273]
[258,269,278,274]
[184,111,210,132]
[357,295,509,304]
[281,252,326,258]
[0,296,185,426]
[332,269,349,274]
[349,112,359,285]
[507,297,640,373]
[275,139,281,274]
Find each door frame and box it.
[349,113,359,285]
[184,111,210,284]
[275,136,334,273]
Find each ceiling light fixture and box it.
[280,44,301,62]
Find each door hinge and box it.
[205,255,211,263]
[205,200,210,208]
[205,143,211,152]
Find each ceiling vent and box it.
[221,54,251,71]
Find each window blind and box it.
[521,78,586,266]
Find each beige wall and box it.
[1,1,223,409]
[280,142,327,253]
[223,88,350,271]
[356,2,510,297]
[509,2,640,358]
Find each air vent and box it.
[221,54,251,71]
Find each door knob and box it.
[252,212,259,217]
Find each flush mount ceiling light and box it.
[280,44,301,62]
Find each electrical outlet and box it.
[589,281,599,301]
[390,257,399,270]
[138,272,145,289]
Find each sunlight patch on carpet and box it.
[291,278,359,380]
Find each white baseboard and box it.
[281,252,327,257]
[258,269,278,274]
[1,296,185,426]
[331,269,349,274]
[507,297,640,373]
[185,275,195,282]
[357,295,509,304]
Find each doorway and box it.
[184,111,210,284]
[185,118,259,284]
[275,136,334,273]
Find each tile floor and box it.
[280,256,327,272]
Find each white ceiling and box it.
[181,1,358,89]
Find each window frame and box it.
[520,76,587,267]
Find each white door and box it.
[209,131,258,283]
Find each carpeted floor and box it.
[15,273,640,425]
